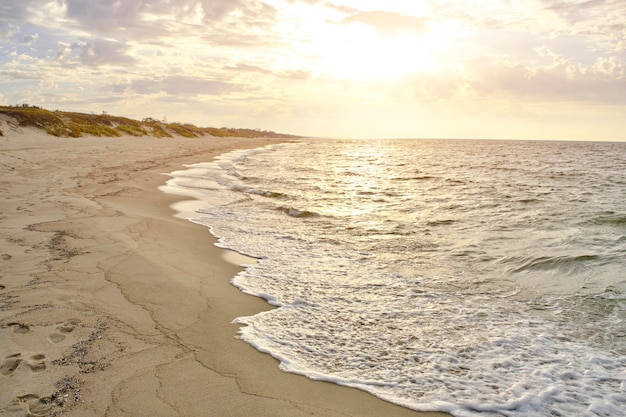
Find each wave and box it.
[510,254,600,273]
[516,198,543,204]
[592,212,626,227]
[391,175,437,181]
[426,219,456,226]
[229,183,290,199]
[276,206,320,218]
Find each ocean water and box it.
[163,139,626,417]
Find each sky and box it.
[0,0,625,140]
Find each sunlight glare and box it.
[317,26,429,80]
[272,2,465,81]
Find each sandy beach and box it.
[0,121,449,417]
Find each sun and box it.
[313,24,432,81]
[271,3,448,81]
[273,3,470,82]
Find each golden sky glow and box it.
[1,0,625,140]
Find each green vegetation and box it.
[116,125,147,137]
[142,120,173,138]
[168,123,198,138]
[0,105,300,139]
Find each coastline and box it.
[0,126,449,416]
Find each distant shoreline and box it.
[0,105,301,139]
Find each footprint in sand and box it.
[0,353,22,375]
[48,318,81,343]
[15,394,52,416]
[7,322,31,333]
[0,353,46,375]
[48,332,65,343]
[27,354,46,372]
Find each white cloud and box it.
[400,52,626,106]
[55,41,71,61]
[20,33,39,45]
[0,21,16,40]
[109,75,243,97]
[0,0,625,139]
[52,39,137,67]
[341,10,429,36]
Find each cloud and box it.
[541,0,626,44]
[78,39,137,66]
[223,63,311,80]
[470,54,625,104]
[53,39,136,66]
[407,52,626,105]
[64,0,144,30]
[541,0,617,23]
[137,0,247,21]
[341,10,428,36]
[1,0,624,140]
[0,21,16,40]
[224,63,273,74]
[0,0,48,20]
[0,0,68,30]
[0,0,278,47]
[55,41,72,61]
[61,0,277,39]
[20,33,39,45]
[110,75,241,96]
[198,0,246,20]
[277,69,311,80]
[63,0,247,29]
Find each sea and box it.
[162,139,626,417]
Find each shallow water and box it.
[164,139,626,417]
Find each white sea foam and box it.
[165,139,626,416]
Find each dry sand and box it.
[0,120,449,417]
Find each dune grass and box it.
[0,105,300,139]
